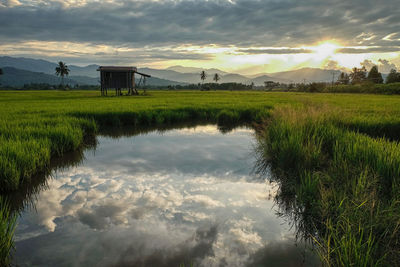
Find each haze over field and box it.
[0,0,399,75]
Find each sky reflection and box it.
[14,126,318,267]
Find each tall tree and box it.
[55,61,70,87]
[367,66,383,84]
[0,68,3,86]
[200,70,207,84]
[386,69,400,83]
[349,66,367,84]
[337,72,350,85]
[213,73,220,83]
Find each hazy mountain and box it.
[220,73,249,83]
[70,75,99,85]
[0,56,58,74]
[0,57,186,86]
[145,77,186,86]
[0,67,184,87]
[167,65,228,75]
[140,68,254,84]
[0,67,88,86]
[1,56,360,86]
[68,64,99,78]
[0,56,100,78]
[267,68,342,83]
[139,67,209,84]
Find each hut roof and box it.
[97,66,137,72]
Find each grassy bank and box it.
[1,90,400,265]
[255,105,400,266]
[0,90,279,191]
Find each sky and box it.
[0,0,399,74]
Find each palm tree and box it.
[55,61,70,87]
[200,70,207,84]
[213,73,220,83]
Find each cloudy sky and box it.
[0,0,399,74]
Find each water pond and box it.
[12,125,319,266]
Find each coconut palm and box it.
[213,73,220,83]
[55,61,70,87]
[200,70,207,84]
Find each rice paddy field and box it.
[1,90,400,266]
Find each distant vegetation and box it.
[295,82,400,94]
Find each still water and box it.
[13,125,319,266]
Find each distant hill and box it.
[219,73,249,84]
[1,56,364,86]
[0,67,89,86]
[139,68,255,84]
[0,67,184,87]
[0,56,100,78]
[267,68,342,83]
[138,68,199,84]
[166,65,228,75]
[0,56,58,74]
[0,57,186,87]
[145,77,186,86]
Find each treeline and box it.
[293,66,400,94]
[336,66,400,85]
[295,82,400,94]
[0,83,100,90]
[1,82,254,91]
[163,82,254,91]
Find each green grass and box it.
[1,90,400,265]
[255,104,400,266]
[0,197,16,266]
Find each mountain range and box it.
[0,56,347,87]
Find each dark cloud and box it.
[338,46,400,54]
[238,48,313,54]
[77,202,127,230]
[114,225,218,267]
[0,0,399,50]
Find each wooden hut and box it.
[97,66,151,96]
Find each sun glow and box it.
[311,41,340,60]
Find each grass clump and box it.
[256,105,400,266]
[0,197,16,266]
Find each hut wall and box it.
[103,72,134,89]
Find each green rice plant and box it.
[0,197,16,266]
[216,109,240,125]
[256,104,400,265]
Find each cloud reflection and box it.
[14,126,317,266]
